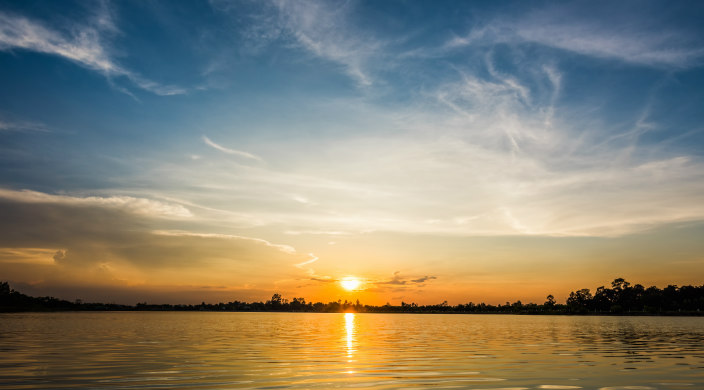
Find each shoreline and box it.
[2,309,702,316]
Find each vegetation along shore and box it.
[2,278,702,315]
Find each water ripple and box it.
[0,313,702,389]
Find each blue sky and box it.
[1,0,703,304]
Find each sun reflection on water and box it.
[344,312,356,365]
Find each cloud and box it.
[0,188,192,218]
[382,271,407,285]
[295,253,334,282]
[216,0,383,86]
[203,136,262,161]
[448,5,704,69]
[0,189,301,295]
[0,9,186,96]
[379,272,437,287]
[143,92,704,238]
[517,27,702,68]
[117,51,704,238]
[309,276,334,283]
[0,117,50,133]
[284,230,350,236]
[291,195,312,205]
[52,249,67,263]
[294,252,318,268]
[0,248,57,265]
[411,275,437,284]
[273,0,379,86]
[153,230,296,254]
[5,3,694,240]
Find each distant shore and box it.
[2,279,702,315]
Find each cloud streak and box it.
[203,136,262,161]
[448,5,704,69]
[0,117,49,133]
[153,230,296,254]
[0,10,186,96]
[223,0,384,86]
[379,272,438,287]
[294,253,318,268]
[274,0,378,86]
[0,188,192,218]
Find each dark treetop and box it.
[1,278,703,315]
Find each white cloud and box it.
[0,188,192,218]
[0,10,186,96]
[24,2,695,239]
[0,117,49,132]
[128,66,704,238]
[268,0,381,86]
[203,136,262,161]
[151,230,296,254]
[285,230,351,236]
[294,252,318,268]
[448,9,704,69]
[514,24,704,68]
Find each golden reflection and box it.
[345,312,356,363]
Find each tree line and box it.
[1,278,702,314]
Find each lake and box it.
[0,312,702,389]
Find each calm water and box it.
[1,313,702,389]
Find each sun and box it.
[340,277,362,291]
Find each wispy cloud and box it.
[294,253,334,281]
[141,90,704,238]
[378,272,438,287]
[275,0,379,86]
[224,0,383,86]
[5,2,696,240]
[518,28,702,68]
[294,252,318,268]
[0,9,186,96]
[153,230,296,254]
[285,230,350,236]
[411,275,437,284]
[203,136,262,161]
[448,6,704,69]
[0,247,57,265]
[0,188,192,218]
[0,117,49,133]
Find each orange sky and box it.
[2,191,702,305]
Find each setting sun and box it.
[340,277,362,291]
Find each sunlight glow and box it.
[340,277,362,291]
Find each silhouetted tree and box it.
[567,288,592,313]
[544,294,556,310]
[0,282,10,296]
[2,279,703,314]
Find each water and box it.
[1,313,702,389]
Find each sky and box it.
[1,0,703,305]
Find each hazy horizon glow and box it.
[1,0,703,305]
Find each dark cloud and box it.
[0,189,301,298]
[0,192,295,268]
[379,271,437,286]
[309,276,335,283]
[411,275,437,283]
[52,249,67,263]
[383,271,407,285]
